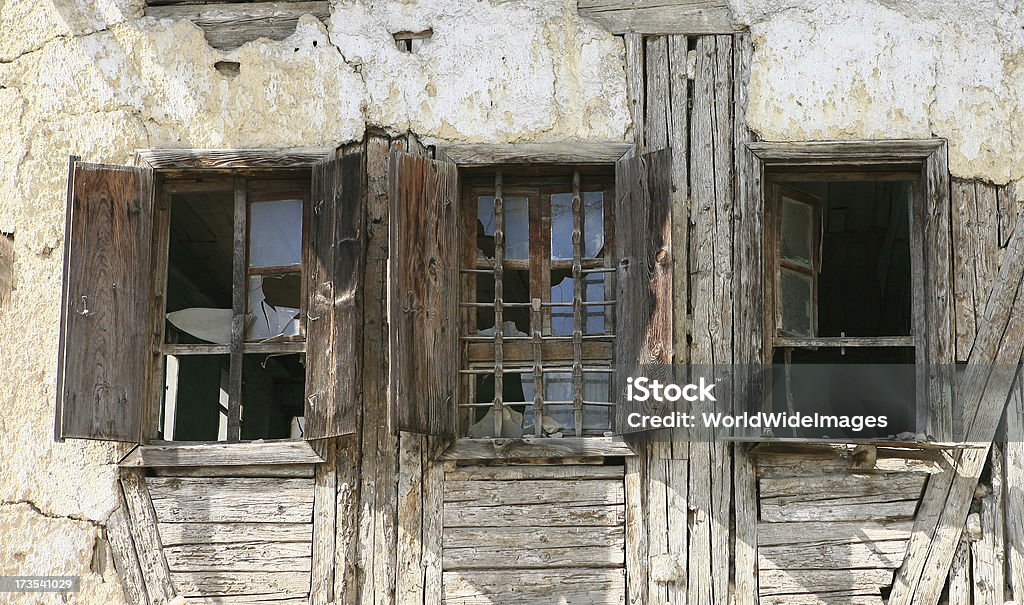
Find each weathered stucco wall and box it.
[1,0,1023,602]
[0,1,626,602]
[734,0,1024,186]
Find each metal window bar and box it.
[531,298,544,436]
[571,170,584,437]
[460,366,615,375]
[493,172,505,438]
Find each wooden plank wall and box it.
[148,469,316,603]
[755,448,933,605]
[625,31,757,605]
[441,464,627,603]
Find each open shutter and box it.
[305,147,365,440]
[55,160,154,442]
[388,151,459,436]
[614,148,673,434]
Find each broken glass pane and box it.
[551,272,606,336]
[781,196,814,268]
[780,268,814,337]
[250,199,303,268]
[551,192,605,259]
[477,195,529,260]
[245,275,301,342]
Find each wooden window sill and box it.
[728,436,981,451]
[117,439,324,468]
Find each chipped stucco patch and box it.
[734,0,1024,184]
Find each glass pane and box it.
[160,354,230,441]
[551,192,605,260]
[250,199,303,268]
[165,191,234,344]
[780,268,813,337]
[476,195,529,260]
[780,196,814,268]
[241,353,305,440]
[551,272,606,336]
[246,274,302,342]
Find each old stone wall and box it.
[0,0,1021,603]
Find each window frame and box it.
[136,149,331,447]
[429,143,638,461]
[741,140,954,439]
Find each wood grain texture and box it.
[144,2,330,50]
[171,571,309,598]
[922,143,954,440]
[947,535,970,605]
[747,139,944,162]
[121,468,176,605]
[1006,372,1024,603]
[435,143,632,166]
[759,473,925,523]
[891,219,1024,605]
[442,568,625,604]
[157,523,313,546]
[0,232,11,310]
[971,445,1006,605]
[58,162,153,442]
[306,147,365,439]
[148,477,314,523]
[444,479,624,506]
[388,151,459,435]
[613,148,673,433]
[624,33,644,150]
[439,437,634,461]
[164,541,311,572]
[136,148,330,170]
[150,465,315,478]
[577,0,734,34]
[310,440,336,604]
[107,485,151,605]
[119,441,323,467]
[444,502,625,528]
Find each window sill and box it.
[117,439,324,468]
[728,436,981,451]
[439,436,635,462]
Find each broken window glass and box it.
[476,195,529,260]
[550,191,605,259]
[249,199,303,268]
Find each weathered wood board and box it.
[144,2,330,50]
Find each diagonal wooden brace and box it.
[889,226,1024,604]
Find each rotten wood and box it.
[148,477,314,523]
[157,523,312,547]
[119,441,323,467]
[136,148,330,170]
[434,143,632,166]
[107,484,151,605]
[440,437,633,461]
[121,468,176,605]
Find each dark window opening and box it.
[160,177,309,442]
[768,176,918,437]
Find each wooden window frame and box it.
[136,149,329,450]
[433,142,636,461]
[741,139,954,439]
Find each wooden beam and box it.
[107,485,151,605]
[578,0,734,34]
[1005,373,1024,602]
[890,222,1024,605]
[136,148,331,170]
[120,468,176,605]
[432,143,632,166]
[623,33,644,151]
[748,139,944,163]
[144,2,330,50]
[119,441,324,467]
[310,440,336,605]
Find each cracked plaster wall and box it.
[1,0,1022,602]
[0,0,627,602]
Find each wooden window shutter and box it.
[614,148,674,434]
[305,148,365,439]
[55,160,154,443]
[388,151,459,436]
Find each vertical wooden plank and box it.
[107,483,151,605]
[624,452,649,605]
[689,34,734,605]
[732,31,759,605]
[971,444,1006,605]
[310,440,337,605]
[951,179,978,362]
[395,435,426,605]
[924,143,954,440]
[948,535,971,605]
[1006,371,1024,604]
[665,458,689,605]
[388,152,459,436]
[336,436,361,605]
[58,162,153,442]
[668,34,689,369]
[998,181,1020,249]
[356,134,402,605]
[226,177,246,442]
[645,36,670,152]
[646,457,670,603]
[121,468,175,605]
[54,155,79,443]
[624,33,645,151]
[422,438,447,605]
